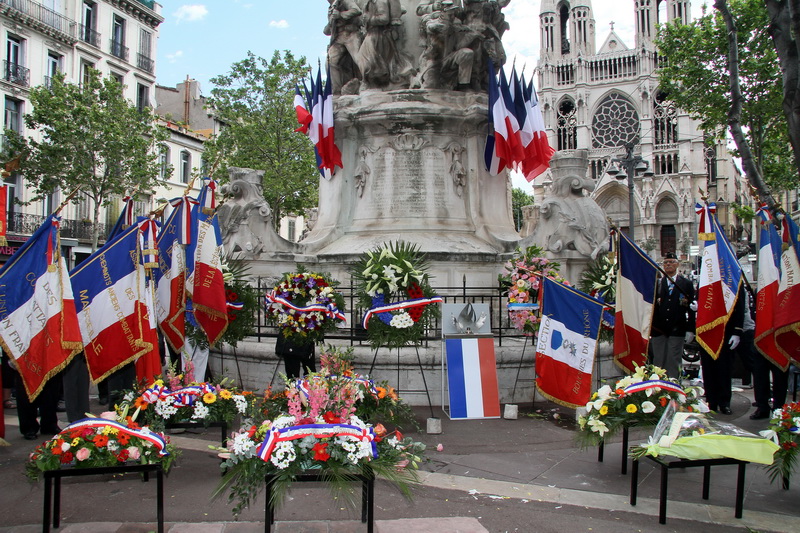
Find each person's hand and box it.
[728,335,740,350]
[685,332,695,344]
[689,301,698,312]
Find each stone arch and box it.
[595,184,638,233]
[655,196,679,256]
[591,90,641,149]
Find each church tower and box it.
[534,1,747,260]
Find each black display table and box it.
[165,420,228,446]
[42,463,164,533]
[264,468,375,533]
[597,425,631,474]
[630,454,748,524]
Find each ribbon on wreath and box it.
[266,291,346,321]
[362,294,443,328]
[295,375,379,399]
[140,382,218,407]
[256,422,377,463]
[63,418,169,456]
[620,380,687,398]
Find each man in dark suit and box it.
[701,284,746,414]
[650,252,696,379]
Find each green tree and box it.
[511,188,534,231]
[7,69,167,250]
[657,0,795,194]
[204,51,319,226]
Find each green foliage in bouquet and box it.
[578,253,617,343]
[25,416,179,482]
[764,402,800,484]
[266,267,347,344]
[576,364,705,448]
[352,241,441,349]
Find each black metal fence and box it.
[251,277,529,347]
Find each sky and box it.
[155,1,711,190]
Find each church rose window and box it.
[591,92,640,148]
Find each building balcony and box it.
[7,211,108,244]
[0,0,77,41]
[3,60,29,87]
[137,53,154,74]
[79,24,100,48]
[110,39,129,61]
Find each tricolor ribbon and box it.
[256,422,377,463]
[620,380,687,398]
[362,296,443,329]
[169,195,199,245]
[201,178,217,214]
[266,291,346,321]
[695,202,717,241]
[138,217,159,268]
[62,418,169,456]
[122,196,135,227]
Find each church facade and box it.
[533,0,748,261]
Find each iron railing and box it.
[7,212,109,243]
[3,60,29,86]
[251,277,527,346]
[137,53,154,73]
[110,39,129,61]
[79,24,100,47]
[0,0,77,39]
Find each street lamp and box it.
[605,142,654,241]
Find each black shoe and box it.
[752,401,758,407]
[41,426,61,436]
[56,400,66,412]
[23,432,38,440]
[720,406,732,415]
[750,409,770,420]
[98,396,108,406]
[708,405,718,412]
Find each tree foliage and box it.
[511,187,535,231]
[204,51,319,226]
[7,69,167,250]
[656,0,795,192]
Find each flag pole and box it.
[53,188,82,216]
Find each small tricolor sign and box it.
[444,337,501,419]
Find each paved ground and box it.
[1,385,798,533]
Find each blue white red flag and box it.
[293,84,312,134]
[496,68,524,166]
[107,195,136,240]
[0,215,82,400]
[321,66,343,177]
[135,218,163,384]
[774,214,800,364]
[444,337,501,419]
[535,277,604,408]
[614,230,659,372]
[695,202,742,359]
[754,205,786,368]
[484,60,506,175]
[155,198,192,352]
[522,78,554,181]
[511,67,530,171]
[70,222,154,382]
[186,179,228,346]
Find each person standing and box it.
[700,285,745,414]
[650,252,696,379]
[275,335,317,379]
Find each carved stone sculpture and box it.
[357,0,414,90]
[325,0,363,94]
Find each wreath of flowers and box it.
[762,402,800,484]
[25,415,179,481]
[213,346,425,517]
[266,270,347,343]
[352,241,442,349]
[576,364,705,448]
[499,245,566,335]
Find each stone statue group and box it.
[325,0,511,94]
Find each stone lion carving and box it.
[525,173,610,260]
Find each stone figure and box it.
[356,0,414,89]
[216,167,300,256]
[324,0,363,94]
[525,172,610,260]
[444,142,466,197]
[461,0,509,88]
[354,145,371,198]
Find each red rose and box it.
[60,451,74,464]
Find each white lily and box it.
[641,401,656,413]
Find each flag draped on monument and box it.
[0,215,82,400]
[535,277,604,408]
[613,230,659,372]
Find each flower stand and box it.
[597,425,631,475]
[166,420,228,447]
[367,345,434,418]
[42,463,164,533]
[630,455,747,524]
[264,468,375,533]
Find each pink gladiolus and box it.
[75,448,91,461]
[100,411,117,421]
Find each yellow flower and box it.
[599,405,609,416]
[203,392,217,404]
[626,404,638,413]
[71,438,80,446]
[219,389,232,400]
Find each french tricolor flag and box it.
[71,223,154,383]
[155,198,190,352]
[536,277,604,408]
[613,231,659,372]
[774,214,800,364]
[445,337,501,419]
[754,205,786,369]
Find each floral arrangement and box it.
[213,346,425,516]
[578,253,617,342]
[499,245,567,335]
[576,364,705,448]
[266,269,347,343]
[188,257,260,349]
[762,402,800,484]
[352,241,442,349]
[116,362,258,433]
[25,415,179,481]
